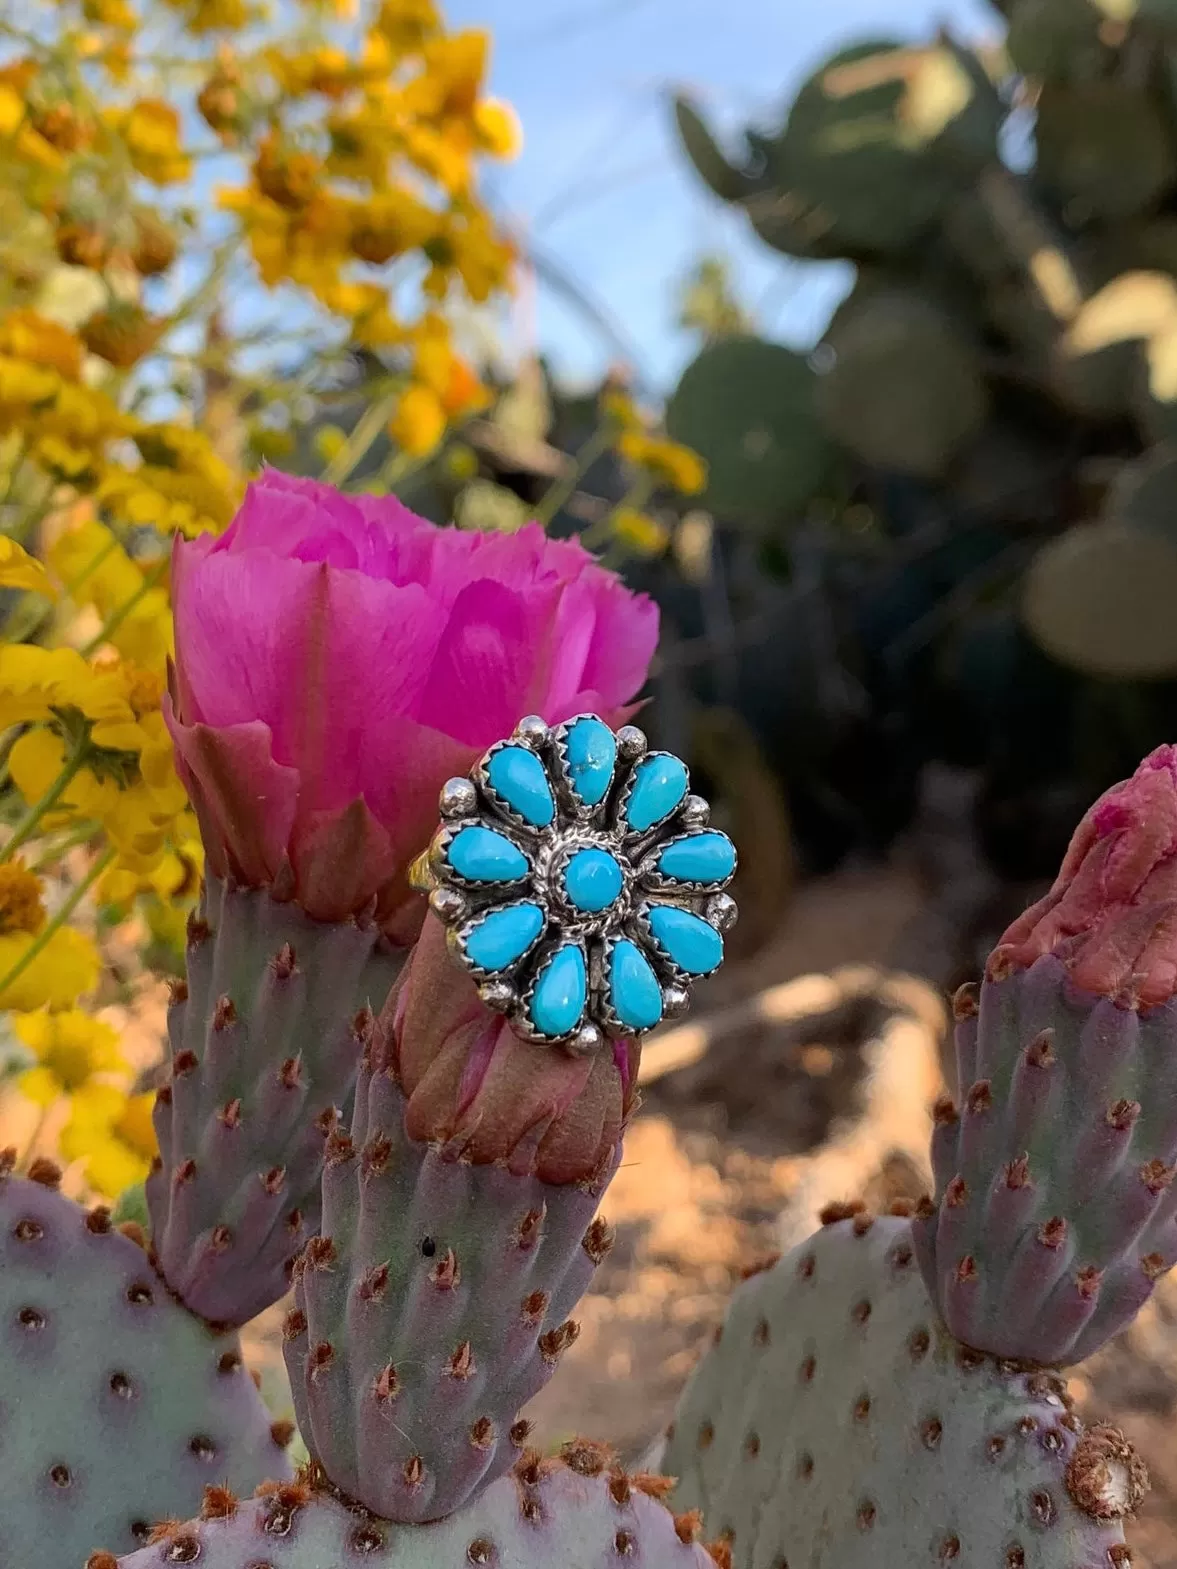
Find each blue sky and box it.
[443,0,1003,393]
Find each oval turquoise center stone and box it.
[564,717,616,807]
[563,847,623,914]
[624,753,688,833]
[656,830,736,886]
[530,945,587,1037]
[447,826,529,883]
[487,745,555,827]
[463,902,544,973]
[608,939,663,1031]
[646,905,723,975]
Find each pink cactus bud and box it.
[378,913,637,1183]
[993,745,1177,1006]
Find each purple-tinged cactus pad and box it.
[147,875,402,1327]
[915,958,1177,1363]
[662,1216,1137,1569]
[0,1170,289,1568]
[116,1459,722,1569]
[284,1046,618,1524]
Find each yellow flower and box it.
[115,100,191,185]
[0,862,46,938]
[0,926,100,1011]
[269,45,357,98]
[474,99,521,159]
[83,0,138,27]
[611,506,670,558]
[618,431,708,495]
[61,1084,157,1197]
[0,645,131,730]
[349,189,438,266]
[375,0,442,53]
[15,1007,125,1105]
[0,311,84,380]
[601,388,643,433]
[47,515,175,668]
[0,538,56,598]
[389,382,446,456]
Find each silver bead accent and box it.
[681,794,710,826]
[568,1020,604,1057]
[478,980,515,1012]
[439,776,478,819]
[615,724,647,762]
[662,984,691,1019]
[514,714,550,749]
[707,892,739,932]
[429,886,467,923]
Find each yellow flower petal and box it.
[0,538,57,598]
[0,926,101,1011]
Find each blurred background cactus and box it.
[670,8,1177,882]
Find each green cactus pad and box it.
[1021,519,1177,678]
[775,40,1000,257]
[663,1216,1136,1568]
[673,96,756,205]
[117,1459,723,1569]
[1005,0,1107,83]
[1035,82,1173,222]
[147,876,403,1328]
[817,289,988,477]
[665,336,831,525]
[916,954,1177,1364]
[284,1042,619,1524]
[0,1166,288,1567]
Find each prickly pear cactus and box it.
[147,875,402,1327]
[116,1454,725,1569]
[0,1161,289,1566]
[663,1216,1138,1569]
[284,1041,618,1524]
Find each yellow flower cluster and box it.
[591,390,709,559]
[14,1007,157,1196]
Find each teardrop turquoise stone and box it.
[530,945,587,1037]
[608,939,663,1031]
[656,831,736,886]
[446,825,529,883]
[487,746,555,827]
[564,717,616,808]
[646,905,723,975]
[624,753,688,833]
[464,903,544,973]
[563,847,623,913]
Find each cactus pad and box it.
[663,1216,1136,1568]
[917,955,1177,1363]
[665,336,831,525]
[118,1457,723,1569]
[817,288,988,477]
[1035,82,1172,221]
[284,1042,618,1523]
[1022,519,1177,678]
[0,1167,288,1567]
[148,875,402,1327]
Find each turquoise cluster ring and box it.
[410,714,738,1056]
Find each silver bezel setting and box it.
[417,714,738,1054]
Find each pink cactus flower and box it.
[167,471,658,941]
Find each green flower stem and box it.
[579,474,654,552]
[29,820,100,872]
[0,845,116,1002]
[0,731,93,865]
[79,552,170,658]
[533,423,613,528]
[322,390,401,488]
